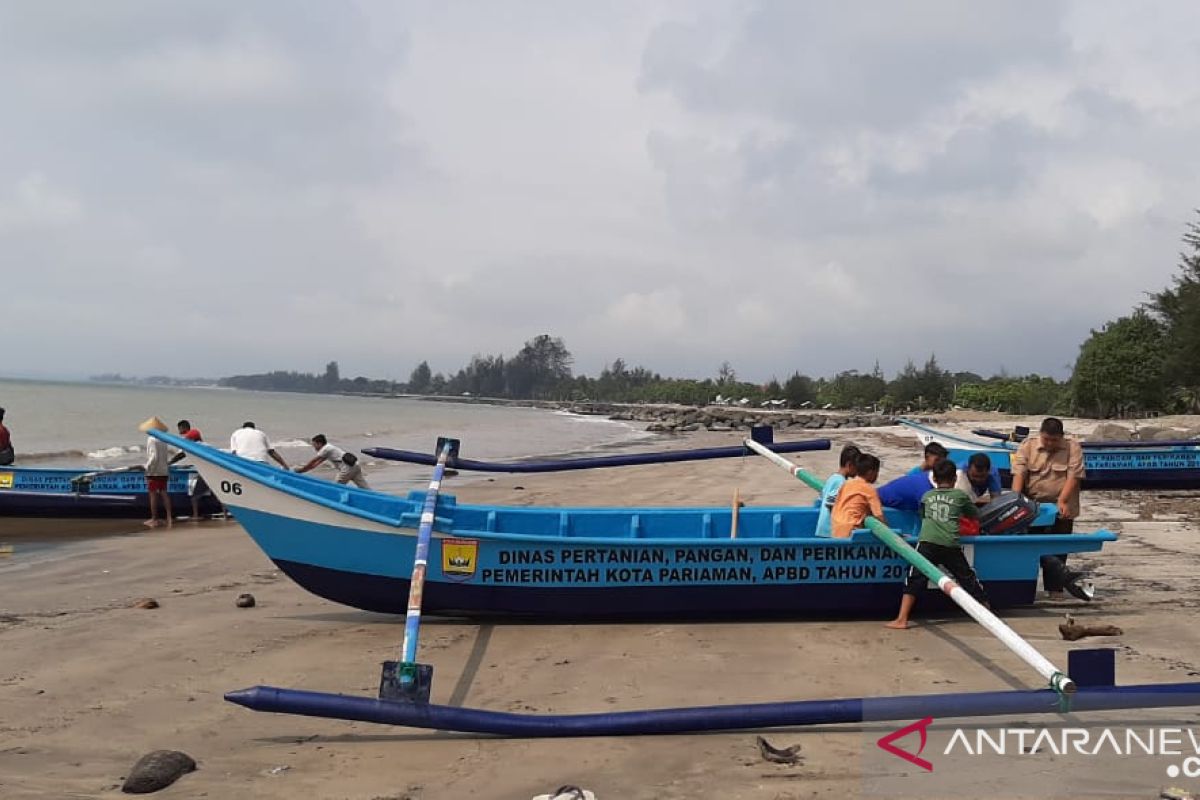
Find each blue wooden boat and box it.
[0,466,221,524]
[152,432,1117,618]
[901,420,1200,490]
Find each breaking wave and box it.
[87,445,141,460]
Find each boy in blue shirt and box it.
[878,442,949,511]
[814,445,860,537]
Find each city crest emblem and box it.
[442,538,479,581]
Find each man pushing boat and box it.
[294,434,369,488]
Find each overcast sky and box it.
[2,1,1198,383]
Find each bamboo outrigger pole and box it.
[743,437,1075,697]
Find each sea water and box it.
[0,379,649,493]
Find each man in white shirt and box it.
[295,433,369,488]
[229,422,289,469]
[955,452,1002,506]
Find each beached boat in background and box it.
[900,419,1200,490]
[154,431,1117,618]
[0,466,221,534]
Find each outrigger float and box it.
[900,419,1200,491]
[363,437,833,472]
[149,428,1200,735]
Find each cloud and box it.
[0,173,84,232]
[1,1,1198,384]
[120,34,301,105]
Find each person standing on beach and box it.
[139,416,172,529]
[230,422,289,470]
[294,434,369,488]
[0,407,13,466]
[1011,417,1085,599]
[814,445,860,537]
[169,420,221,520]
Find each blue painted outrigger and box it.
[901,419,1200,490]
[152,431,1116,618]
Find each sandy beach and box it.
[3,420,1200,799]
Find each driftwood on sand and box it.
[1059,614,1124,641]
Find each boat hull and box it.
[901,420,1200,490]
[225,493,1108,619]
[945,448,1200,491]
[271,556,1035,618]
[0,467,222,520]
[149,431,1118,620]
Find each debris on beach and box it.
[235,593,256,608]
[1059,613,1123,641]
[133,598,159,610]
[532,787,597,800]
[369,784,423,800]
[756,735,803,765]
[1161,788,1195,800]
[120,749,196,793]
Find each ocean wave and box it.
[273,438,311,448]
[87,445,141,459]
[11,449,88,463]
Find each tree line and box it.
[219,212,1200,418]
[220,336,1069,414]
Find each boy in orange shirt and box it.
[831,453,886,538]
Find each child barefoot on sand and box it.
[886,458,989,629]
[830,453,885,539]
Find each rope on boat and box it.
[397,440,454,686]
[742,437,1076,699]
[362,439,832,473]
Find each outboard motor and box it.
[979,492,1039,535]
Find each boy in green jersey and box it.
[886,459,989,629]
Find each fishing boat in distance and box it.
[0,466,222,536]
[153,431,1116,618]
[900,419,1200,491]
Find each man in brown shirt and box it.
[1010,417,1086,599]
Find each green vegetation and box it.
[1067,212,1200,416]
[218,212,1200,418]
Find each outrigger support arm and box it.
[381,438,457,702]
[742,438,1076,697]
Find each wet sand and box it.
[3,422,1200,799]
